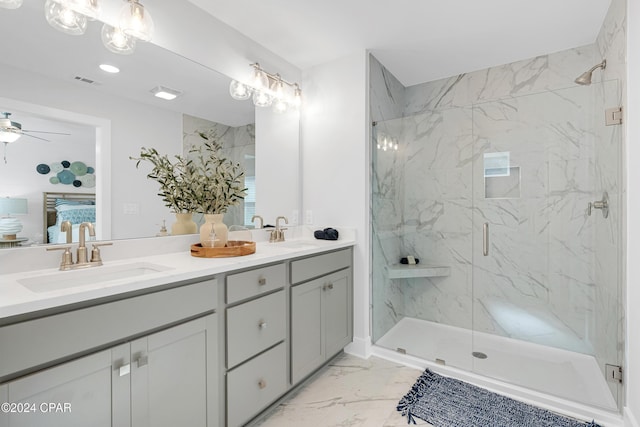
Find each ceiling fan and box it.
[0,112,71,143]
[0,112,71,163]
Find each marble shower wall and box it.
[370,55,406,341]
[371,0,625,375]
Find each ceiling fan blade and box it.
[21,129,71,135]
[22,133,51,142]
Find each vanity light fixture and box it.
[229,63,302,113]
[101,23,136,55]
[119,0,154,42]
[57,0,100,20]
[150,86,182,101]
[99,63,120,73]
[0,0,22,9]
[44,0,88,36]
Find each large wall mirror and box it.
[0,0,300,248]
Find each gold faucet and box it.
[76,222,95,266]
[271,216,288,242]
[61,220,72,244]
[47,222,113,271]
[251,215,264,229]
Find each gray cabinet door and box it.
[0,348,115,427]
[131,315,216,427]
[324,270,351,359]
[291,267,352,385]
[291,278,324,384]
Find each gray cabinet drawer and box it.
[290,248,351,284]
[227,342,287,427]
[227,290,286,368]
[226,263,285,304]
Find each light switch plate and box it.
[305,210,313,225]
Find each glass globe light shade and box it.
[229,80,252,100]
[273,98,288,114]
[252,68,270,91]
[292,86,302,109]
[44,0,87,35]
[252,90,272,108]
[119,0,154,42]
[101,24,136,55]
[59,0,100,19]
[0,0,23,9]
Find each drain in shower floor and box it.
[472,351,488,359]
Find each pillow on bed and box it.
[55,198,95,207]
[55,204,96,224]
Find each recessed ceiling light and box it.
[99,64,120,73]
[150,86,182,101]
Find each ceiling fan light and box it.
[0,130,21,143]
[0,0,22,9]
[101,23,136,55]
[119,0,154,42]
[45,0,87,36]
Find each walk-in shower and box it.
[370,52,624,418]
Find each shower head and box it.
[575,59,606,85]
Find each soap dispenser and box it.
[156,220,169,237]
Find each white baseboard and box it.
[625,407,640,427]
[344,336,372,359]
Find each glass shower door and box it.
[470,82,621,410]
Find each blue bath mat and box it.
[397,369,602,426]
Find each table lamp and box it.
[0,197,28,240]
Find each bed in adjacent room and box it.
[43,192,96,244]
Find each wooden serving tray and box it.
[190,240,256,258]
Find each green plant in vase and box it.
[187,138,247,246]
[130,138,247,242]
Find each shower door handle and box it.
[483,223,489,256]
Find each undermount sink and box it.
[18,262,173,294]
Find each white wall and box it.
[626,0,640,424]
[255,107,300,227]
[300,52,371,355]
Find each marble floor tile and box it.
[253,353,433,427]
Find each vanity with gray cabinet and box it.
[0,245,353,427]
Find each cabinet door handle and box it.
[258,277,267,286]
[258,379,267,389]
[258,320,267,329]
[118,363,131,377]
[136,355,148,368]
[327,283,334,290]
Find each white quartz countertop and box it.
[0,234,355,321]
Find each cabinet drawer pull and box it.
[258,277,267,286]
[258,320,268,329]
[118,363,131,377]
[258,379,267,389]
[136,355,148,368]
